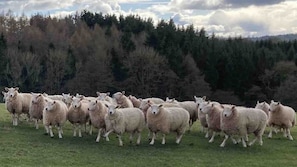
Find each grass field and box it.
[0,103,297,167]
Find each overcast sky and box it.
[1,0,297,37]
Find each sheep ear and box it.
[96,92,100,96]
[271,100,274,103]
[5,87,9,91]
[158,104,163,108]
[231,106,235,111]
[31,92,34,95]
[202,96,206,100]
[122,91,125,95]
[2,91,5,95]
[115,105,120,109]
[15,87,19,91]
[220,104,224,109]
[106,92,110,96]
[257,101,259,104]
[104,104,109,108]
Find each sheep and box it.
[220,105,268,147]
[29,93,49,129]
[165,98,198,131]
[62,93,73,108]
[75,93,97,101]
[87,99,111,143]
[2,91,8,102]
[5,87,32,126]
[197,101,210,137]
[130,95,165,108]
[112,91,133,108]
[96,92,117,105]
[268,100,296,140]
[147,104,190,145]
[43,93,63,101]
[255,101,280,133]
[43,99,68,138]
[104,104,145,146]
[67,96,90,137]
[200,102,224,143]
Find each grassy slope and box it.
[0,103,296,167]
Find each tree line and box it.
[1,10,297,109]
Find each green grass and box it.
[0,103,297,167]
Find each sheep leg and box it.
[205,129,209,138]
[104,129,113,141]
[161,134,166,145]
[73,124,77,137]
[58,126,63,139]
[287,129,293,140]
[209,131,216,143]
[118,134,123,146]
[230,136,238,144]
[35,119,39,129]
[89,125,93,135]
[96,129,102,143]
[176,133,183,144]
[129,133,134,144]
[220,135,229,147]
[268,126,273,138]
[49,125,54,138]
[78,124,82,137]
[241,136,247,147]
[149,132,156,145]
[136,132,141,145]
[44,125,49,135]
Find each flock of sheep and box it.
[1,87,296,147]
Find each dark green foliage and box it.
[1,11,297,106]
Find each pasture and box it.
[0,103,296,167]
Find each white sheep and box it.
[62,93,73,108]
[2,91,8,102]
[268,100,296,140]
[200,102,224,143]
[112,91,133,108]
[5,87,31,126]
[166,98,198,131]
[43,93,63,101]
[87,100,111,142]
[104,104,145,146]
[147,104,190,145]
[220,106,268,147]
[67,96,90,137]
[75,93,97,101]
[128,95,141,108]
[29,93,49,129]
[96,92,117,105]
[43,99,68,138]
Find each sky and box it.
[0,0,297,37]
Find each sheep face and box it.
[222,106,235,118]
[62,93,72,104]
[31,93,42,104]
[112,92,123,100]
[194,96,206,109]
[198,101,209,113]
[87,100,97,111]
[149,104,162,115]
[6,87,19,98]
[2,91,8,102]
[139,100,150,110]
[200,102,212,114]
[97,92,110,101]
[44,101,56,112]
[106,105,117,115]
[71,97,82,108]
[269,100,280,112]
[255,101,269,112]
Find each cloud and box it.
[169,0,286,10]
